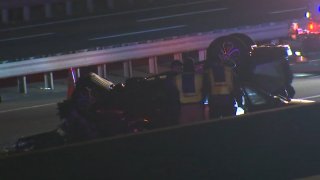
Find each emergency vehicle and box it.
[288,0,320,62]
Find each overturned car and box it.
[2,33,314,155]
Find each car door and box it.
[241,84,284,113]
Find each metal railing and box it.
[0,20,292,79]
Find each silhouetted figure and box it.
[203,59,237,119]
[175,58,205,124]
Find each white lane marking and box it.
[89,25,187,40]
[269,7,307,14]
[0,103,56,114]
[294,74,320,78]
[307,75,320,79]
[0,0,217,33]
[137,8,228,22]
[0,33,55,42]
[300,94,320,100]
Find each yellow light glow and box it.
[295,51,302,56]
[309,23,314,30]
[306,11,311,18]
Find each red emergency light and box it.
[307,21,320,33]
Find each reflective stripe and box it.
[208,67,234,95]
[176,73,203,104]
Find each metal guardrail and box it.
[0,21,292,79]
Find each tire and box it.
[206,34,253,81]
[229,33,256,50]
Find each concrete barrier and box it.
[1,102,320,179]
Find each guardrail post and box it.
[198,49,207,61]
[77,68,81,78]
[123,61,132,78]
[107,0,114,9]
[148,56,158,74]
[17,76,27,94]
[1,9,9,24]
[174,53,183,61]
[44,72,54,90]
[97,64,107,79]
[87,0,94,13]
[66,0,73,16]
[23,6,31,22]
[44,3,53,18]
